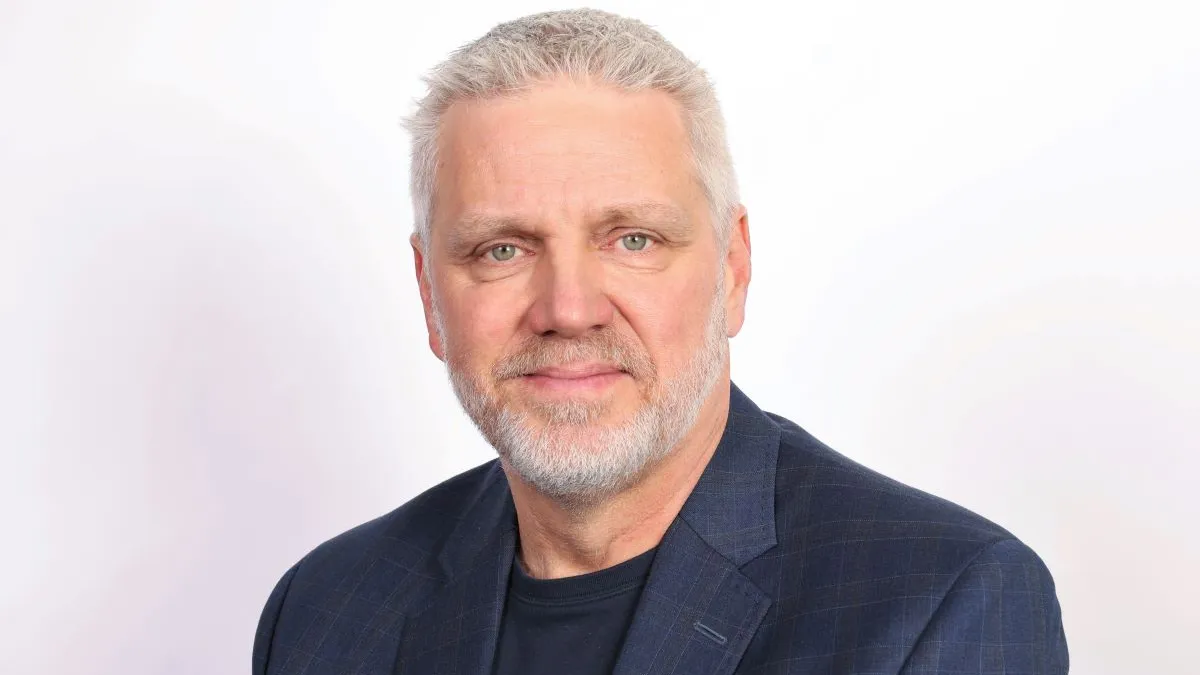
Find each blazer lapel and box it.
[614,382,782,675]
[393,464,517,675]
[612,518,772,675]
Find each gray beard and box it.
[439,281,729,507]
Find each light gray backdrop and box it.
[2,1,1197,673]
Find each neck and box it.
[506,376,731,579]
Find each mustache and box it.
[492,330,656,382]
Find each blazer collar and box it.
[677,381,781,565]
[436,461,517,581]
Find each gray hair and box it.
[403,8,739,254]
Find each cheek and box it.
[613,272,716,371]
[442,284,523,364]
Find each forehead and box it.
[431,81,703,234]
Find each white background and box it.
[2,1,1197,673]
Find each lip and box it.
[520,363,628,397]
[529,363,625,379]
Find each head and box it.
[405,9,751,506]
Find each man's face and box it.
[413,80,746,502]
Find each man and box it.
[253,9,1068,674]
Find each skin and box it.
[410,77,752,579]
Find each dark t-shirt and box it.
[490,546,657,675]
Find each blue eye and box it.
[620,234,650,251]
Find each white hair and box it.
[403,8,740,254]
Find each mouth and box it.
[520,363,628,396]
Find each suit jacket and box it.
[253,382,1068,674]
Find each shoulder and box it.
[754,411,1066,662]
[253,459,502,670]
[290,458,503,580]
[764,410,1025,579]
[769,410,1013,541]
[252,458,501,667]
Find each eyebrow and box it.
[443,201,694,256]
[596,201,691,233]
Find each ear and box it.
[411,232,446,361]
[722,205,751,337]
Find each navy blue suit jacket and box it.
[254,383,1068,674]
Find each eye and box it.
[487,244,520,262]
[619,233,652,251]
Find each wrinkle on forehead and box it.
[429,82,705,251]
[442,200,693,251]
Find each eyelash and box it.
[479,232,659,263]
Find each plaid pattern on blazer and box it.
[253,382,1068,674]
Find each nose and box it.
[525,244,614,339]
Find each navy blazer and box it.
[254,383,1068,674]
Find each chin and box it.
[506,393,629,427]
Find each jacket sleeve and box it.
[252,562,301,675]
[901,538,1069,674]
